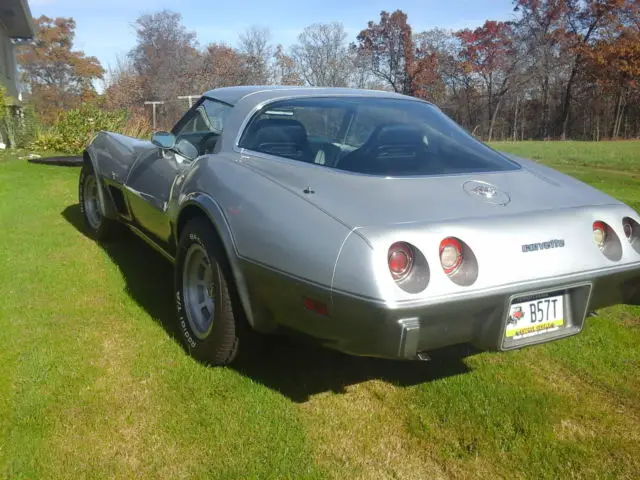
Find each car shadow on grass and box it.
[62,204,476,403]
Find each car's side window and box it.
[172,99,232,158]
[239,99,348,166]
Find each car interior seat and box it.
[337,124,430,174]
[244,118,314,162]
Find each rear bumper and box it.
[278,264,640,360]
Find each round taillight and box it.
[439,237,463,275]
[593,221,607,250]
[622,218,633,241]
[388,242,414,281]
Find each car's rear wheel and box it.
[79,163,119,241]
[174,218,245,365]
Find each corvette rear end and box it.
[323,204,640,360]
[241,126,640,359]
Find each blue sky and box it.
[29,0,516,77]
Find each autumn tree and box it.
[581,12,640,137]
[200,43,252,89]
[104,57,146,111]
[273,45,303,85]
[17,16,104,124]
[356,10,441,99]
[457,21,518,141]
[356,10,414,94]
[291,22,352,87]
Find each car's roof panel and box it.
[203,85,414,106]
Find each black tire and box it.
[79,163,119,241]
[174,217,246,365]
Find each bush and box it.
[6,104,40,149]
[32,104,152,154]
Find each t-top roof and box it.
[203,85,414,106]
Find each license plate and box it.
[505,293,564,339]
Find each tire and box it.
[174,217,246,365]
[79,163,119,241]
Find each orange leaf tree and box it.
[17,15,104,125]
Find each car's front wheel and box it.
[174,218,245,365]
[79,163,119,241]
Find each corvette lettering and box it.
[521,239,565,252]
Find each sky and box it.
[28,0,516,80]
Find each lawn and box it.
[1,141,639,479]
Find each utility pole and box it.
[178,95,200,108]
[144,101,165,129]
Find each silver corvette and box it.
[79,86,640,365]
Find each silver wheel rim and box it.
[182,243,215,339]
[83,174,101,229]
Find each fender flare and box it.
[174,192,273,333]
[83,146,119,220]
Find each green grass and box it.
[1,142,639,479]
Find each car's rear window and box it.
[238,96,520,176]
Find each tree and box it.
[513,0,567,138]
[356,10,414,94]
[104,56,146,111]
[291,22,352,87]
[356,10,440,98]
[581,20,640,137]
[128,10,199,102]
[412,31,446,102]
[238,26,273,84]
[17,16,104,124]
[515,0,629,139]
[273,45,303,85]
[200,43,252,89]
[457,21,518,140]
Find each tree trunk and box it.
[560,64,578,141]
[488,97,502,143]
[612,90,623,138]
[541,75,549,139]
[512,96,519,141]
[560,16,602,140]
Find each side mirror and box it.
[151,131,176,150]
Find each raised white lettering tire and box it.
[174,218,245,365]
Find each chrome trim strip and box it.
[127,224,175,264]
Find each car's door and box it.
[125,98,232,247]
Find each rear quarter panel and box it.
[178,155,351,284]
[176,154,353,329]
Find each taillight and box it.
[622,218,634,241]
[388,242,414,281]
[439,237,463,275]
[593,221,608,250]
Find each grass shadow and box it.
[62,204,476,403]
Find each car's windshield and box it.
[239,96,520,176]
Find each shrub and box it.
[32,104,152,154]
[7,104,40,149]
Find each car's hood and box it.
[241,153,620,228]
